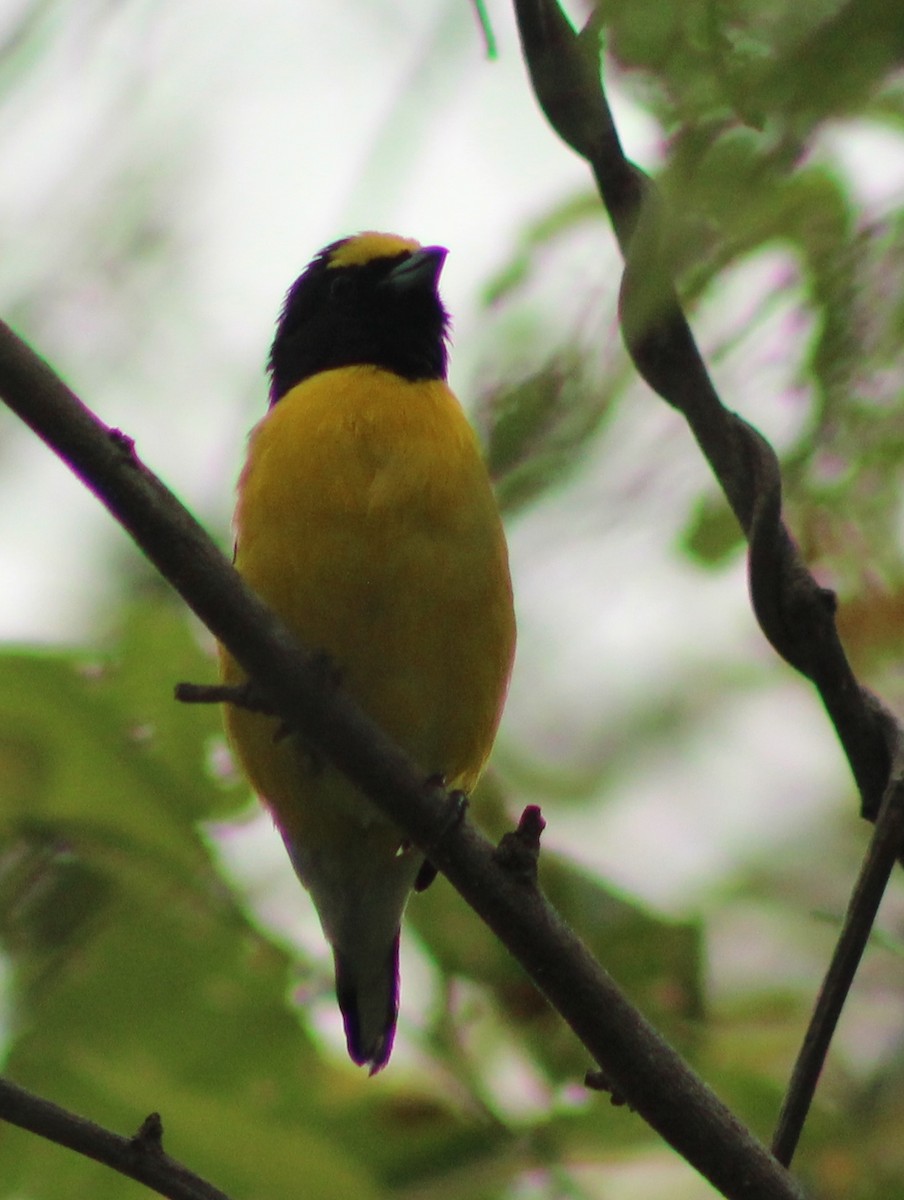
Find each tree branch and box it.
[0,1076,232,1200]
[0,318,804,1198]
[513,0,904,1169]
[512,0,900,828]
[772,745,904,1165]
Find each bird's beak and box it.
[384,245,448,293]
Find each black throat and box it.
[268,250,449,404]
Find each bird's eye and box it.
[329,273,354,303]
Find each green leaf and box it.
[682,493,745,565]
[0,601,520,1198]
[478,358,620,514]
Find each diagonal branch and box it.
[0,320,805,1200]
[0,1076,232,1200]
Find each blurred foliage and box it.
[0,601,705,1197]
[3,0,904,1198]
[479,353,621,513]
[474,0,904,692]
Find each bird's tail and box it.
[333,933,400,1074]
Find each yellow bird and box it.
[219,232,515,1072]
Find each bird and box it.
[218,232,516,1072]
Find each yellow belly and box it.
[219,365,515,862]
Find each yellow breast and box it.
[219,365,514,850]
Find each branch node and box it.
[584,1068,633,1110]
[406,785,468,892]
[174,679,276,716]
[129,1110,164,1155]
[423,779,469,848]
[108,427,137,460]
[494,805,546,882]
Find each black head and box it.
[268,232,450,404]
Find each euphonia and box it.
[219,232,516,1072]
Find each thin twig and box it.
[0,318,805,1198]
[0,1076,232,1200]
[470,0,498,59]
[175,679,277,714]
[772,751,904,1165]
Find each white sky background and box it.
[3,0,904,932]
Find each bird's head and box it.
[268,232,450,404]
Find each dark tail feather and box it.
[334,933,400,1074]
